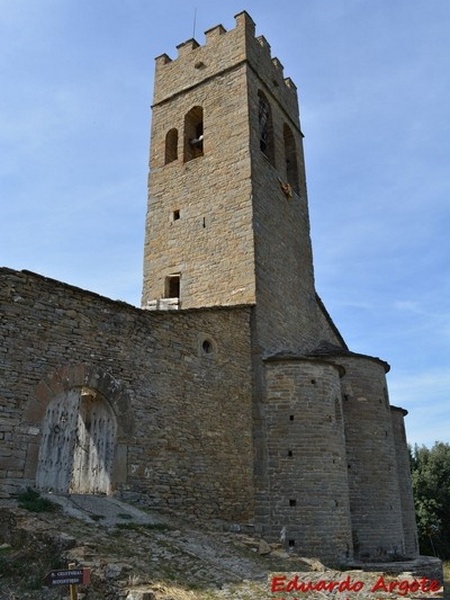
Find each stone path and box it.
[44,493,163,526]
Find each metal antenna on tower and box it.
[192,7,197,39]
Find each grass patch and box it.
[0,548,66,591]
[17,488,58,513]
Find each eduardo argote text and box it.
[270,573,442,597]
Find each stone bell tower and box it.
[142,10,322,355]
[141,12,418,563]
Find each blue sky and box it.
[1,0,449,447]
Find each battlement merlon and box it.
[152,11,300,122]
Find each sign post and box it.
[68,563,78,600]
[44,563,90,598]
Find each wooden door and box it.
[36,388,116,494]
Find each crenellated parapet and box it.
[153,11,299,119]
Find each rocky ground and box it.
[0,494,446,600]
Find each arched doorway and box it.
[36,387,117,494]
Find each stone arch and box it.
[184,105,204,162]
[164,128,178,164]
[36,386,117,494]
[24,364,134,494]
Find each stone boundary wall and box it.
[0,267,255,520]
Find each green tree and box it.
[410,442,450,558]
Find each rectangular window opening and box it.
[289,499,297,507]
[173,210,180,221]
[165,275,180,299]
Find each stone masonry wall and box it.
[246,42,333,356]
[0,268,255,521]
[143,9,343,357]
[143,60,255,309]
[142,13,258,309]
[151,12,298,116]
[391,406,419,557]
[259,357,353,564]
[142,11,310,319]
[339,355,407,558]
